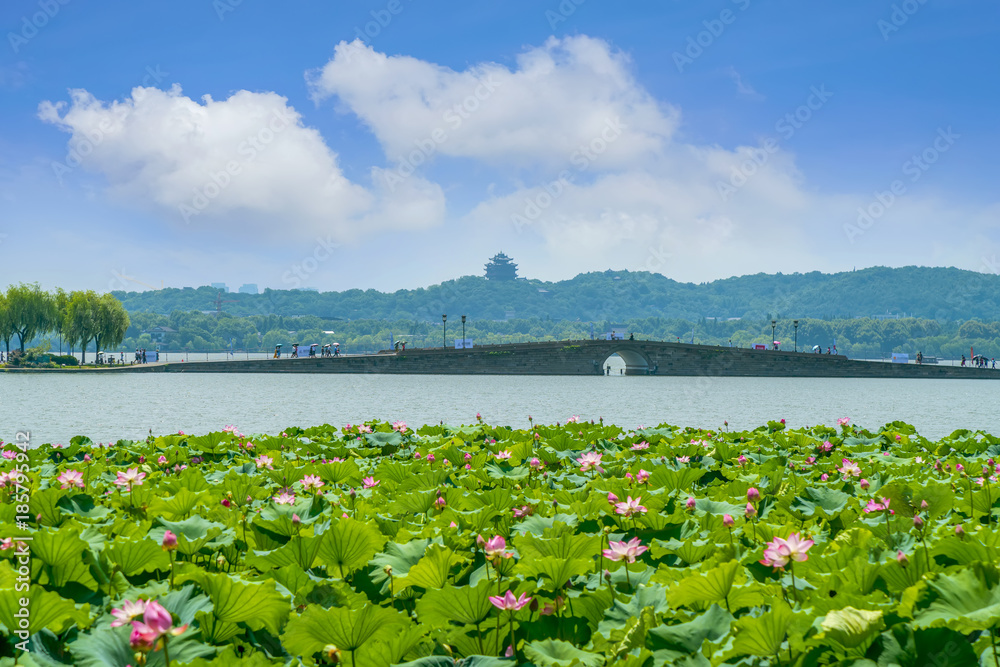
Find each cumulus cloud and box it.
[38,85,444,240]
[309,35,676,171]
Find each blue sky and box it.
[1,0,998,293]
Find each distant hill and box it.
[112,266,1000,322]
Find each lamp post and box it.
[793,320,799,353]
[461,315,467,349]
[771,320,777,350]
[442,314,447,349]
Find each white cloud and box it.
[309,36,676,171]
[38,85,444,240]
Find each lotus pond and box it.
[2,418,1000,666]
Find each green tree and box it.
[64,291,130,363]
[0,292,13,354]
[6,283,58,353]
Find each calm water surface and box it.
[2,370,998,444]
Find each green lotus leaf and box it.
[282,602,409,657]
[0,584,90,636]
[728,601,796,658]
[317,518,386,577]
[790,486,851,518]
[30,487,68,526]
[182,571,290,635]
[668,560,742,609]
[56,493,111,520]
[598,584,670,636]
[647,603,734,653]
[524,638,604,667]
[415,579,495,627]
[105,536,170,577]
[147,487,209,519]
[913,565,1000,633]
[813,606,884,655]
[871,625,977,667]
[160,583,213,626]
[399,543,464,590]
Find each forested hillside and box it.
[112,266,1000,322]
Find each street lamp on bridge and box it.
[442,314,447,349]
[793,320,799,353]
[462,315,466,348]
[771,320,777,350]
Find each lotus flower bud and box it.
[161,530,177,551]
[897,551,908,567]
[603,569,612,581]
[83,454,91,462]
[920,500,929,509]
[464,452,472,461]
[723,514,734,527]
[820,473,829,481]
[292,514,301,525]
[476,534,486,549]
[349,488,356,499]
[434,496,446,509]
[529,598,538,612]
[607,492,618,504]
[913,515,924,528]
[685,497,696,510]
[383,565,393,575]
[745,502,757,518]
[747,488,760,502]
[860,478,870,490]
[955,524,965,538]
[414,452,421,459]
[221,498,231,508]
[427,454,435,463]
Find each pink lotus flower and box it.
[820,473,829,481]
[56,470,84,489]
[2,450,16,460]
[254,454,273,470]
[913,515,924,528]
[414,452,422,459]
[819,441,833,452]
[301,475,324,491]
[464,452,472,461]
[529,457,542,469]
[161,531,177,551]
[495,450,512,461]
[745,502,757,518]
[614,496,647,517]
[512,505,533,518]
[434,496,447,509]
[157,455,167,465]
[130,600,187,649]
[111,599,148,627]
[392,420,408,433]
[759,533,814,569]
[602,537,648,563]
[607,492,618,504]
[274,492,296,505]
[358,425,372,433]
[630,441,649,451]
[483,535,507,559]
[859,478,870,490]
[837,458,862,479]
[897,550,908,567]
[427,453,436,463]
[863,497,891,514]
[676,456,690,464]
[837,417,850,426]
[747,487,760,502]
[489,590,532,611]
[955,524,965,538]
[114,468,146,489]
[635,469,650,484]
[576,452,604,473]
[362,476,379,489]
[566,416,580,424]
[723,514,734,527]
[737,455,748,465]
[685,497,696,510]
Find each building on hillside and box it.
[485,252,518,281]
[238,283,258,294]
[143,326,177,343]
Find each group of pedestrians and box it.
[134,348,149,364]
[961,354,996,369]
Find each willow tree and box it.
[6,283,58,353]
[0,292,13,354]
[65,291,130,363]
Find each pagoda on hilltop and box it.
[484,252,519,281]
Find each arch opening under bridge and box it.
[600,349,653,376]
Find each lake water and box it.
[2,368,998,445]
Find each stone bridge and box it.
[123,339,1000,379]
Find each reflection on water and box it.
[3,370,998,444]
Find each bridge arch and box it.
[601,348,652,375]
